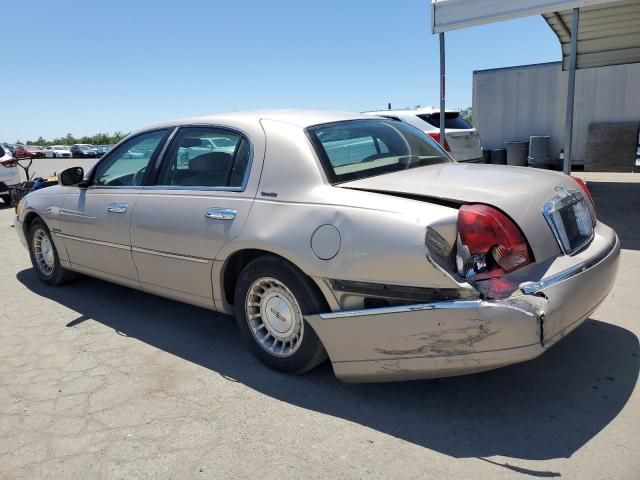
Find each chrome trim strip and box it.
[318,299,535,320]
[131,246,210,264]
[519,234,617,295]
[55,233,130,251]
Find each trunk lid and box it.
[444,128,482,162]
[340,163,581,262]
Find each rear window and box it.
[306,119,452,183]
[418,112,471,129]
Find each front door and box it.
[130,126,259,308]
[59,129,170,285]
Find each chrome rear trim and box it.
[519,234,617,295]
[131,246,210,264]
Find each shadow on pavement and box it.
[588,181,640,250]
[17,268,639,465]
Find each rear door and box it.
[59,129,170,285]
[130,126,258,308]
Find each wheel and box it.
[234,256,328,374]
[28,218,75,285]
[1,194,9,206]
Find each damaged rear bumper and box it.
[306,225,620,382]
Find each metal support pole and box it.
[439,32,446,148]
[563,8,579,174]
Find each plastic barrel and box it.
[528,136,551,168]
[505,141,528,167]
[491,148,507,165]
[482,149,492,164]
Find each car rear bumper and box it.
[306,226,620,382]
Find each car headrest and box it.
[189,152,233,173]
[181,138,201,148]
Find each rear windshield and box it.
[418,112,471,129]
[306,119,452,183]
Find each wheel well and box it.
[22,212,41,236]
[222,249,328,308]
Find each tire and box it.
[234,255,328,374]
[28,218,75,285]
[1,195,9,206]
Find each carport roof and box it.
[431,0,640,69]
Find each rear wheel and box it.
[28,218,75,285]
[234,256,327,374]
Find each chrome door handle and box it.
[205,208,236,220]
[107,203,128,213]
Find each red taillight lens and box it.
[571,176,596,215]
[427,132,451,152]
[456,204,533,279]
[1,159,17,168]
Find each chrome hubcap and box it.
[245,277,304,357]
[33,229,55,276]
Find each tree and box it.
[460,107,472,126]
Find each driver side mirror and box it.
[59,167,87,187]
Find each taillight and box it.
[571,176,596,215]
[1,159,17,168]
[456,204,533,280]
[427,132,451,152]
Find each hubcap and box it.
[33,228,55,276]
[245,277,304,357]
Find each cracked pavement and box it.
[1,173,639,479]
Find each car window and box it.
[307,119,452,183]
[93,130,168,187]
[157,127,250,188]
[417,113,471,129]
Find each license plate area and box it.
[543,188,595,255]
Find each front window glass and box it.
[307,119,452,183]
[157,127,250,188]
[93,130,167,187]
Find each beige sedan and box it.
[14,111,620,382]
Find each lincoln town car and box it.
[14,111,620,382]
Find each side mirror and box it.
[59,167,86,187]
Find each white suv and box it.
[366,107,483,162]
[0,144,20,205]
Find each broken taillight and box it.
[456,204,533,280]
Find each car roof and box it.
[139,109,377,133]
[364,107,461,115]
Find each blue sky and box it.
[2,0,561,141]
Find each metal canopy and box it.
[543,0,640,70]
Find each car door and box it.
[59,129,170,286]
[130,126,259,309]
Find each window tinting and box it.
[93,130,168,187]
[418,113,471,129]
[157,127,250,188]
[307,119,452,183]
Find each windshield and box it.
[306,119,452,183]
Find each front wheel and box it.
[28,218,75,285]
[234,256,328,374]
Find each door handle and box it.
[107,203,128,213]
[205,208,236,220]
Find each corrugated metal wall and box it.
[473,61,640,164]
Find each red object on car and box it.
[457,204,533,279]
[426,131,451,152]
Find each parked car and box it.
[14,111,619,382]
[43,145,72,158]
[96,145,114,156]
[1,143,15,155]
[0,144,20,205]
[70,144,98,158]
[14,144,44,159]
[365,107,483,163]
